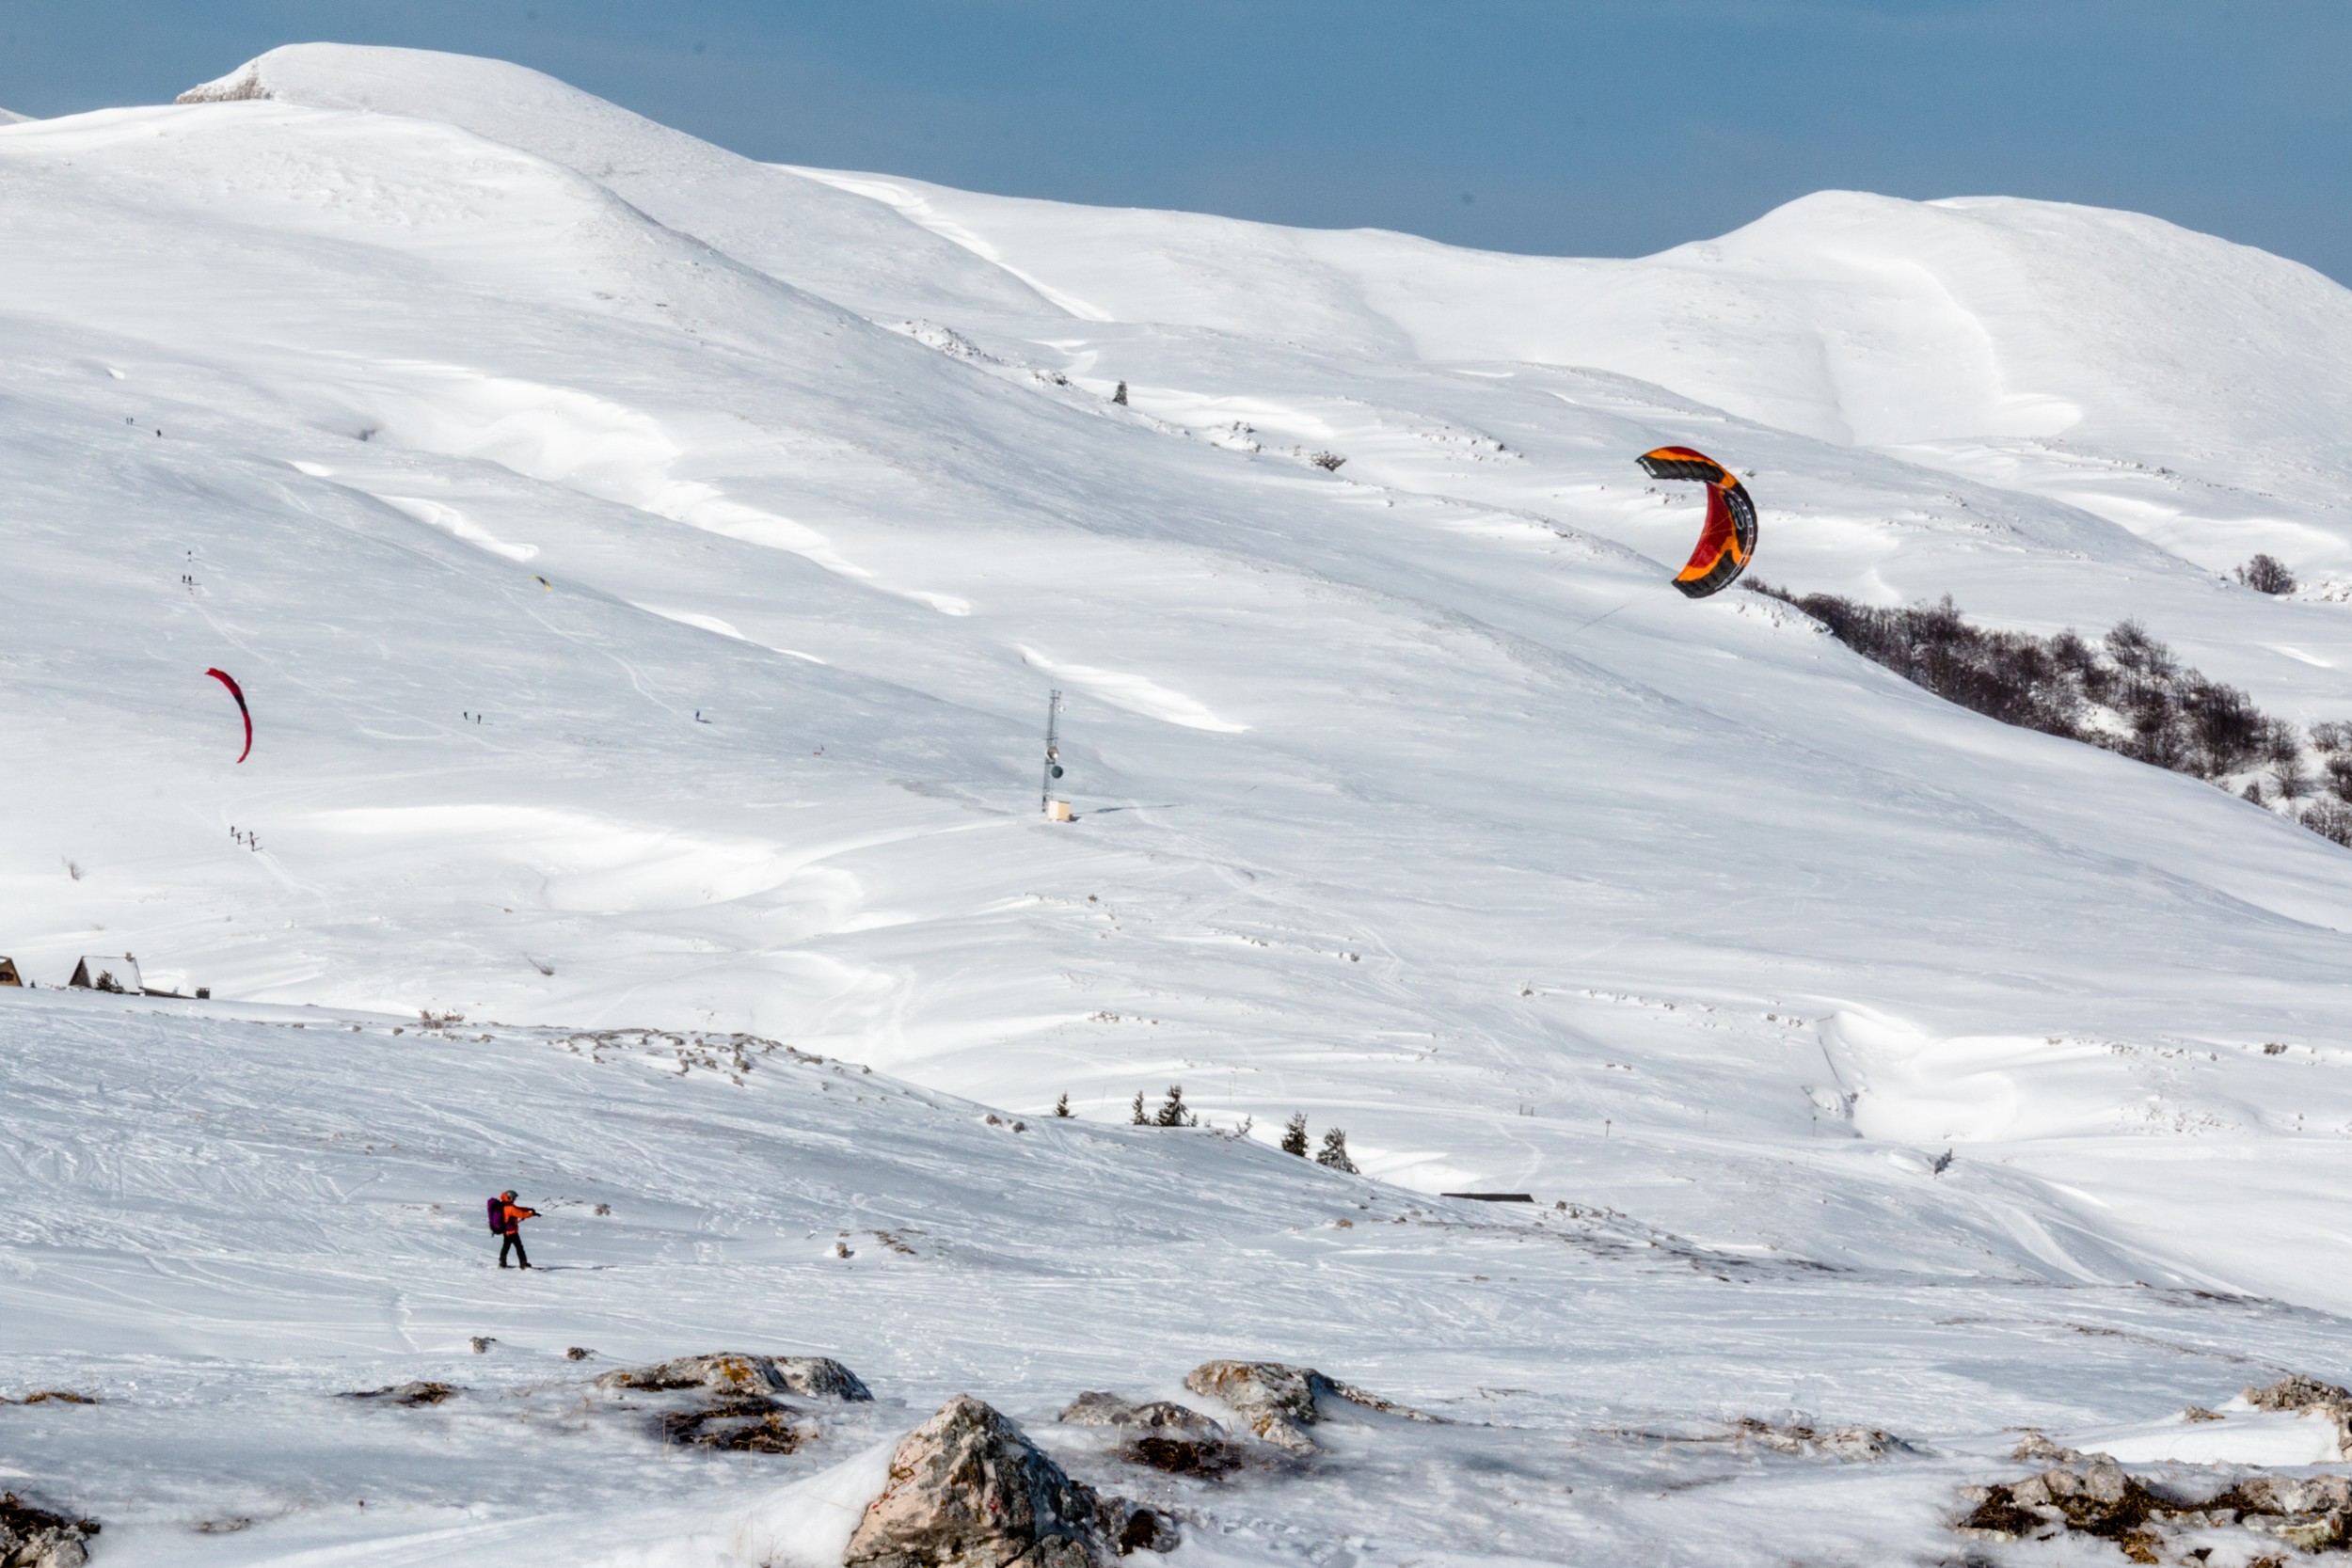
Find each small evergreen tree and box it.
[1130,1091,1149,1126]
[1155,1085,1196,1127]
[1054,1093,1072,1118]
[1315,1127,1358,1174]
[1280,1112,1310,1157]
[1112,380,1128,405]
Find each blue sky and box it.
[4,1,2345,284]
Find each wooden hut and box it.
[0,957,21,987]
[68,954,142,993]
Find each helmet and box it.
[500,1190,516,1200]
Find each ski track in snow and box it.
[5,39,2352,1568]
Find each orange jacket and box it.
[501,1202,538,1233]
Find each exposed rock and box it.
[845,1395,1176,1568]
[0,1494,99,1568]
[343,1381,455,1406]
[1057,1393,1243,1477]
[1732,1416,1904,1461]
[1957,1454,2352,1561]
[2245,1375,2352,1413]
[2230,1473,2352,1516]
[565,1346,594,1361]
[1096,1497,1181,1555]
[175,66,270,104]
[660,1397,811,1454]
[771,1355,872,1401]
[2009,1429,2085,1464]
[3,1393,94,1408]
[2246,1374,2352,1458]
[1182,1361,1435,1454]
[1184,1362,1319,1454]
[1960,1459,2165,1560]
[1057,1392,1219,1434]
[596,1353,871,1402]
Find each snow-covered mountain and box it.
[8,41,2352,1566]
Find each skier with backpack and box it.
[487,1190,538,1269]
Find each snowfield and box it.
[8,41,2352,1566]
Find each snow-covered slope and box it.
[176,46,1056,318]
[794,169,2352,579]
[8,41,2352,1566]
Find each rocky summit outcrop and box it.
[1058,1392,1241,1476]
[1182,1361,1433,1455]
[845,1395,1177,1568]
[0,1494,100,1568]
[596,1353,872,1402]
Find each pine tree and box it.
[1054,1093,1073,1118]
[1280,1112,1310,1157]
[1112,381,1128,405]
[1315,1127,1358,1174]
[1155,1085,1196,1127]
[1130,1091,1149,1126]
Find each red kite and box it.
[206,668,251,763]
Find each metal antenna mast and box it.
[1039,689,1064,814]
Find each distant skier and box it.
[488,1190,539,1269]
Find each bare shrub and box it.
[2303,802,2352,847]
[2236,553,2296,594]
[1753,584,2344,847]
[2179,678,2264,778]
[2263,717,2310,799]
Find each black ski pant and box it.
[499,1230,530,1268]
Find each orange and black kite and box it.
[1637,446,1756,598]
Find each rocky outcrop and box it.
[1182,1361,1433,1455]
[596,1353,871,1402]
[1057,1392,1210,1432]
[0,1494,99,1568]
[2246,1373,2352,1457]
[597,1354,866,1456]
[845,1395,1176,1568]
[660,1398,812,1454]
[1959,1455,2352,1560]
[175,65,271,103]
[342,1381,455,1406]
[1731,1416,1902,1461]
[1058,1392,1241,1476]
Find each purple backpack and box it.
[487,1196,505,1233]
